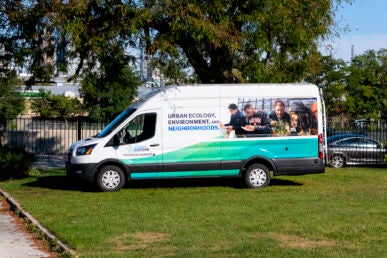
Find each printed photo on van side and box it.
[220,97,318,138]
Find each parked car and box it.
[326,127,341,137]
[328,136,386,168]
[327,133,365,144]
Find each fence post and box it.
[0,118,6,146]
[77,117,82,141]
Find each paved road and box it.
[0,200,50,258]
[33,157,65,170]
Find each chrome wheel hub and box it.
[249,169,267,187]
[101,170,121,189]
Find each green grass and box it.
[0,167,386,257]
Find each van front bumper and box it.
[66,162,96,183]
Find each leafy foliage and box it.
[0,71,25,119]
[149,51,198,85]
[1,0,350,83]
[307,49,387,119]
[140,0,346,83]
[345,50,387,119]
[81,52,141,122]
[306,56,347,116]
[0,1,57,83]
[31,89,82,118]
[0,144,34,180]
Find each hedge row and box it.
[0,145,34,180]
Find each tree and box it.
[306,55,347,116]
[140,0,346,83]
[345,49,387,119]
[149,51,198,85]
[57,0,137,81]
[0,70,25,145]
[31,89,82,119]
[81,51,141,122]
[2,1,349,84]
[0,1,57,84]
[0,71,25,119]
[306,49,387,119]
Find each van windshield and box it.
[96,108,136,138]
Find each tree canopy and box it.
[307,49,387,119]
[0,71,25,120]
[31,89,83,118]
[8,0,381,121]
[140,0,344,83]
[1,0,348,83]
[81,52,141,122]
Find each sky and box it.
[319,0,387,61]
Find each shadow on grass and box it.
[22,175,303,192]
[22,176,98,192]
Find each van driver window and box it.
[119,113,156,144]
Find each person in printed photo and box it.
[289,102,318,135]
[269,99,291,135]
[219,103,246,135]
[242,103,271,134]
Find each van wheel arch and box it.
[94,160,130,182]
[241,157,276,176]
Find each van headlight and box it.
[76,144,97,156]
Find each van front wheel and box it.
[97,165,125,192]
[244,164,271,189]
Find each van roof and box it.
[132,83,320,109]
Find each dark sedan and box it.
[328,137,386,168]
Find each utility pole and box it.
[139,45,144,82]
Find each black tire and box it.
[331,155,346,168]
[96,165,125,192]
[244,164,271,189]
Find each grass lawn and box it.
[0,167,386,257]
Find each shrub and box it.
[0,145,34,180]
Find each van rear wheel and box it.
[97,165,125,192]
[244,164,271,189]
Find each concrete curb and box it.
[0,188,77,258]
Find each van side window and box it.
[119,113,156,144]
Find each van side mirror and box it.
[114,134,121,146]
[105,133,121,147]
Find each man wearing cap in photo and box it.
[289,102,318,134]
[243,103,271,134]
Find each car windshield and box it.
[96,108,136,138]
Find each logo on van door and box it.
[133,145,150,152]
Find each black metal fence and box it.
[0,117,386,166]
[326,119,386,143]
[0,117,106,158]
[326,118,386,167]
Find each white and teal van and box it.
[66,84,326,191]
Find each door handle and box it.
[150,144,160,147]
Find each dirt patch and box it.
[251,232,336,249]
[109,231,173,253]
[276,233,336,249]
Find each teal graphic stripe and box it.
[131,169,239,179]
[121,137,318,165]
